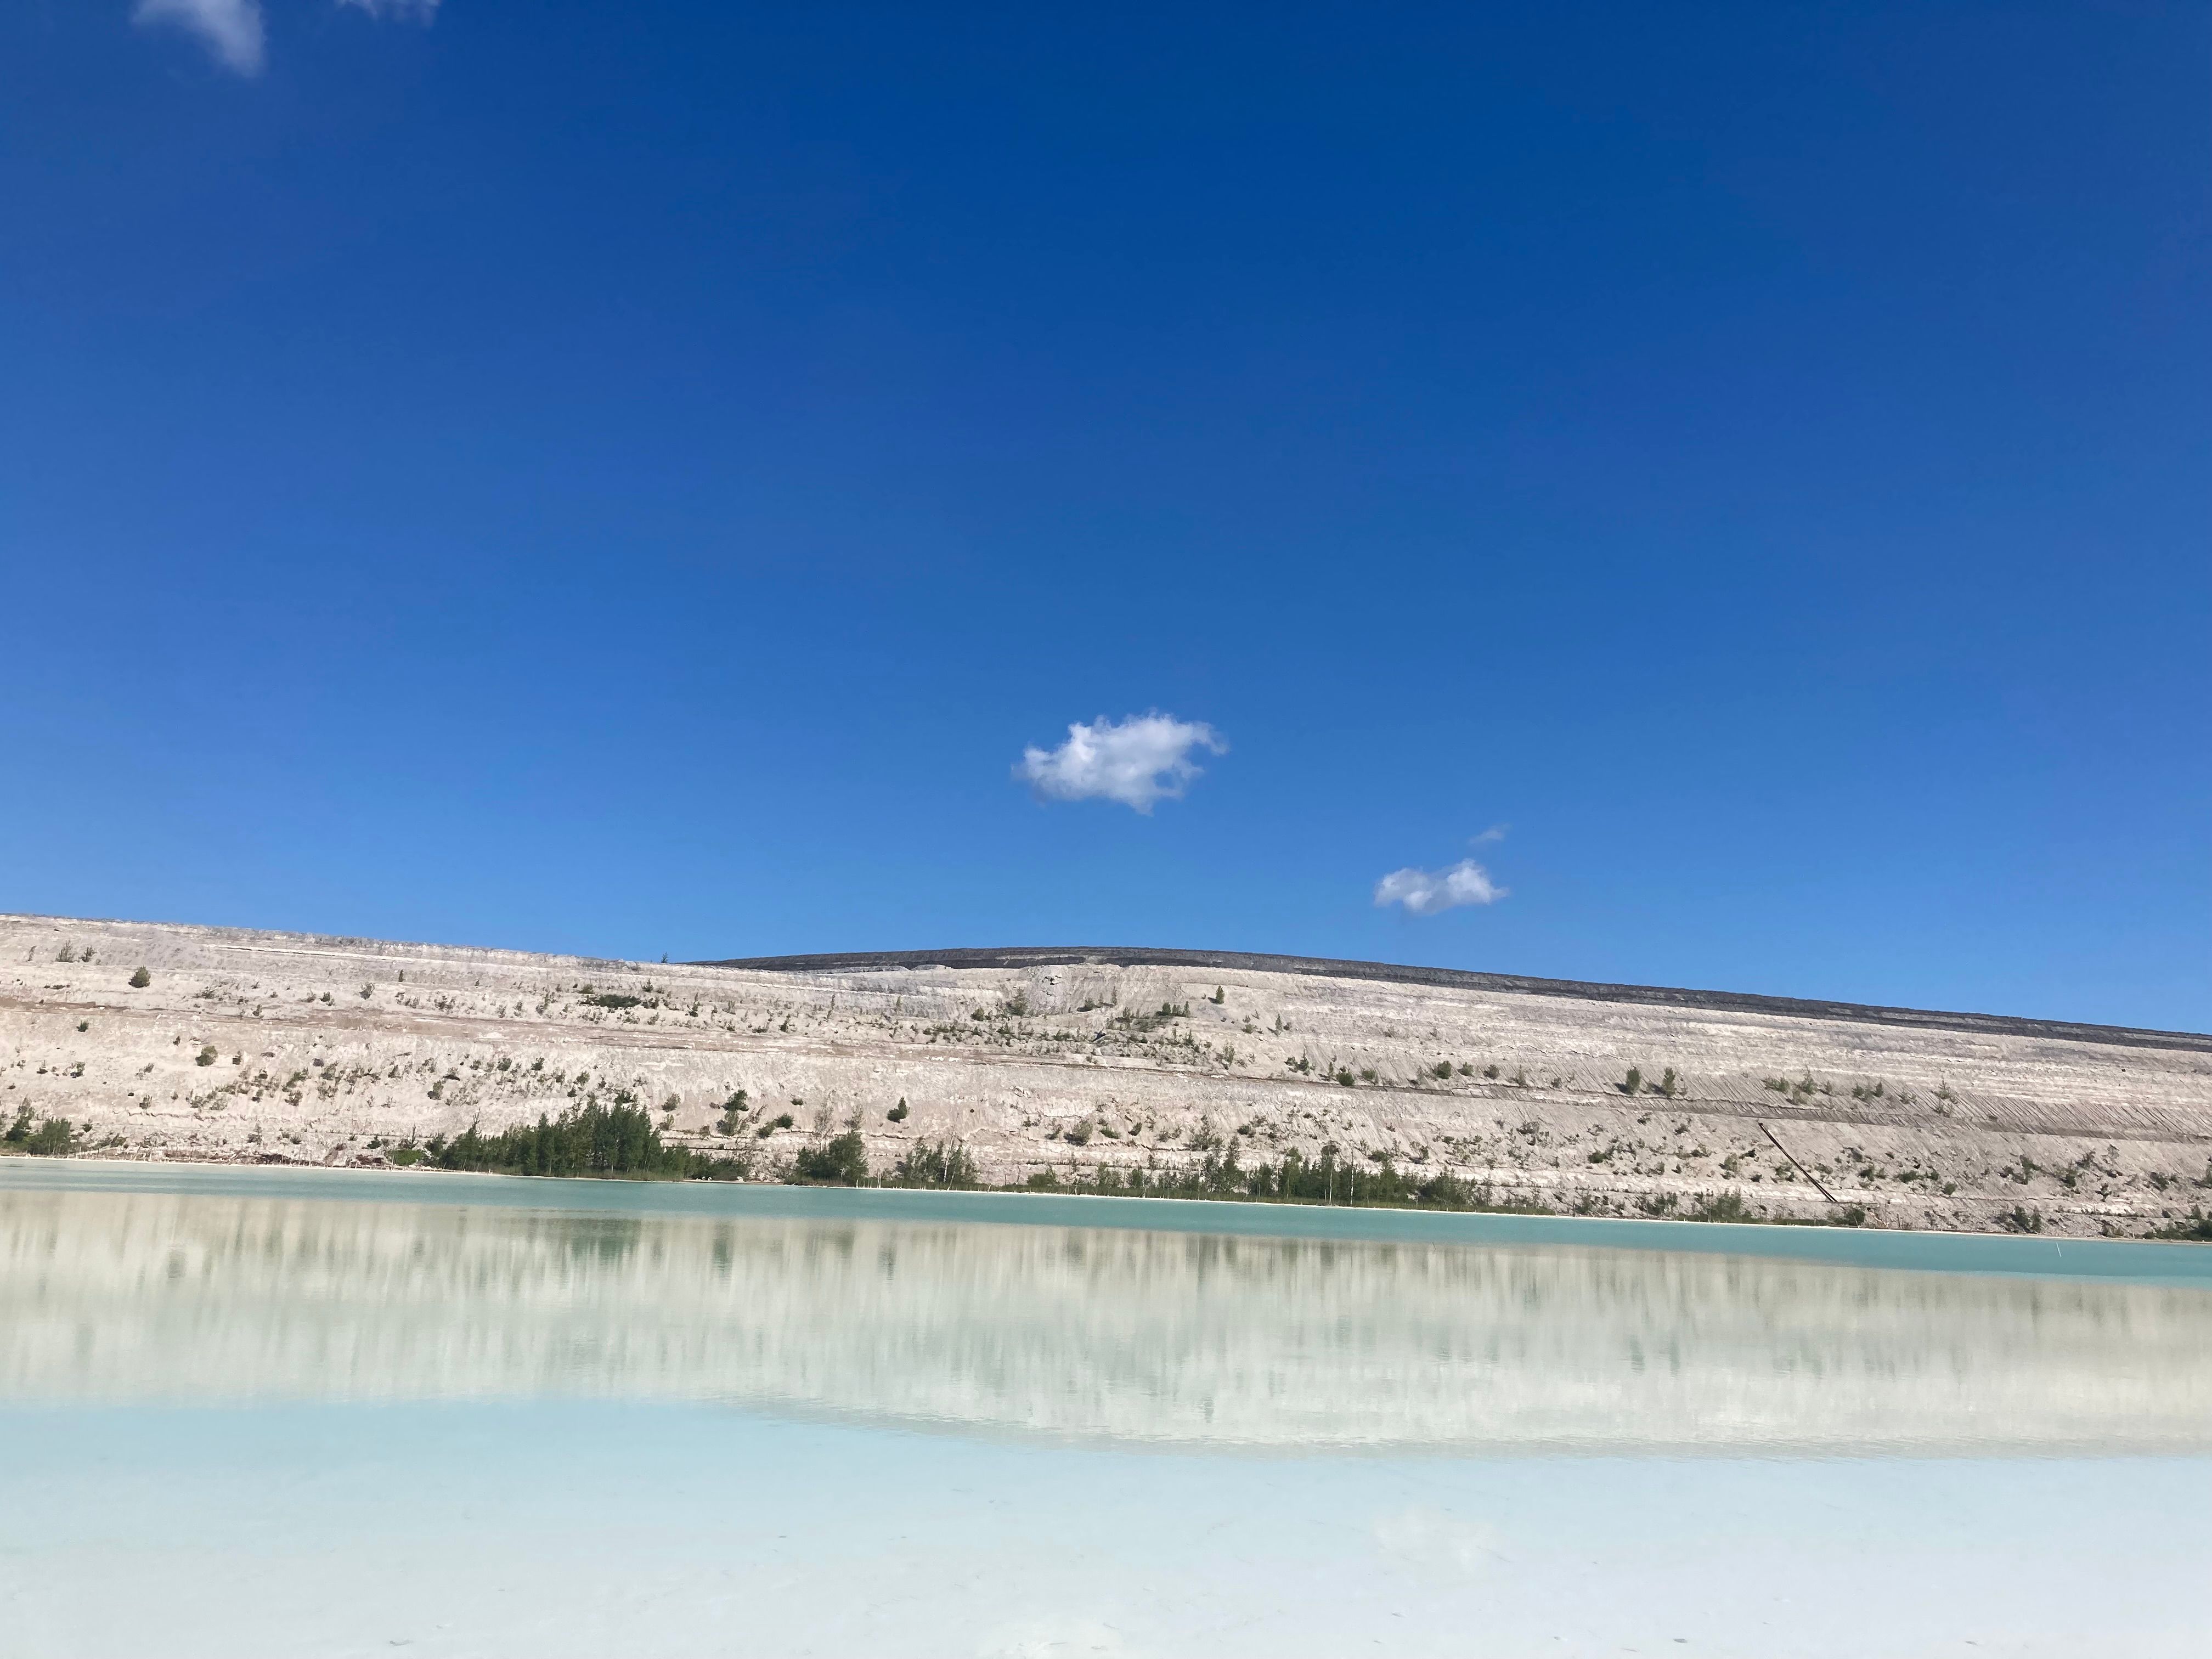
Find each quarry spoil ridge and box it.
[7,913,2209,1238]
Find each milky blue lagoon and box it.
[5,1161,2210,1656]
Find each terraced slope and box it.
[707,945,2212,1052]
[5,913,2209,1237]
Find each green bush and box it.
[3,1109,79,1156]
[28,1119,75,1159]
[1071,1146,1530,1213]
[887,1098,910,1122]
[427,1102,748,1181]
[129,967,151,988]
[891,1141,976,1187]
[792,1131,868,1185]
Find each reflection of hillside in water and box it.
[7,1189,2211,1451]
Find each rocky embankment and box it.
[4,913,2209,1237]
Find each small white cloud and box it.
[336,0,442,19]
[1374,857,1507,916]
[1014,713,1226,814]
[135,0,266,75]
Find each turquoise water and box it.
[16,1156,2211,1283]
[5,1160,2211,1655]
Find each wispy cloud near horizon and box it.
[1015,713,1226,813]
[134,0,266,75]
[336,0,443,19]
[136,0,441,76]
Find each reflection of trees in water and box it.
[561,1216,644,1267]
[5,1188,2211,1452]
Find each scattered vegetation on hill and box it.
[1022,1146,1545,1212]
[424,1102,748,1181]
[18,923,2211,1243]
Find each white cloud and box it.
[1014,713,1226,814]
[1374,857,1508,916]
[135,0,266,75]
[136,0,439,76]
[337,0,442,19]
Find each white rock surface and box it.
[5,913,2209,1235]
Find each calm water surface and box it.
[4,1161,2210,1656]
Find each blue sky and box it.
[4,3,2207,1029]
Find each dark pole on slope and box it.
[1758,1121,1839,1205]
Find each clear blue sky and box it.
[4,3,2207,1029]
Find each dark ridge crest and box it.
[690,946,2212,1056]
